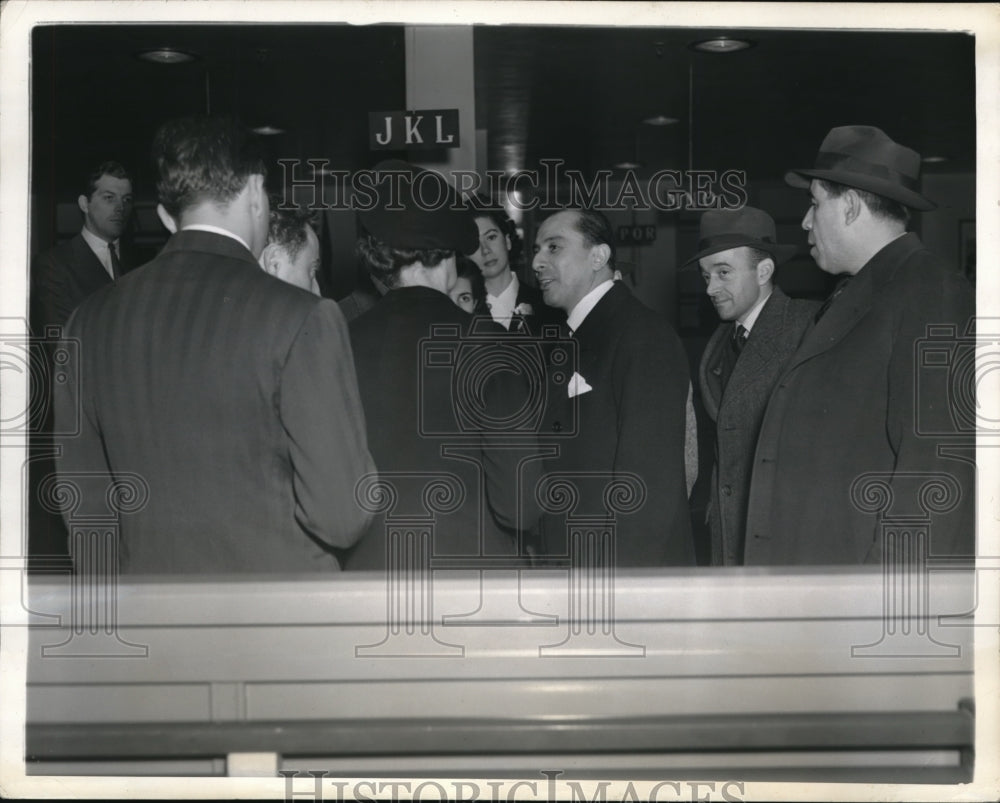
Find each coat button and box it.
[552,421,563,433]
[722,485,733,496]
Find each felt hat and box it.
[684,206,798,266]
[784,125,935,211]
[357,159,479,254]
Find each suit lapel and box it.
[571,283,622,346]
[71,234,114,292]
[785,263,874,370]
[724,290,788,403]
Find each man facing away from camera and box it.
[745,126,975,564]
[692,207,819,566]
[530,208,695,567]
[54,116,375,574]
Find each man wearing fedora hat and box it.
[691,207,819,566]
[745,126,975,565]
[344,160,539,569]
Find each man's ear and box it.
[247,173,267,217]
[843,189,863,225]
[756,257,775,285]
[156,203,178,234]
[77,194,90,216]
[591,243,611,271]
[259,243,282,276]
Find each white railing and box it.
[24,567,975,782]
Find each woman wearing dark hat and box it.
[344,161,538,570]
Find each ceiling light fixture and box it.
[135,47,199,65]
[922,156,949,163]
[690,37,753,54]
[252,125,285,136]
[643,115,678,126]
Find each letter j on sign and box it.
[369,110,460,150]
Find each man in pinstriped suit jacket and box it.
[53,117,375,574]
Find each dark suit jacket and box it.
[698,288,818,565]
[745,233,975,564]
[345,286,541,569]
[509,279,565,334]
[536,282,695,567]
[31,232,132,335]
[53,230,376,574]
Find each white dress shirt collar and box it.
[738,288,773,333]
[486,272,520,328]
[566,279,615,334]
[80,226,119,280]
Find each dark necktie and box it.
[731,323,749,356]
[108,242,122,280]
[814,276,851,323]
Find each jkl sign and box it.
[617,224,657,245]
[369,109,460,150]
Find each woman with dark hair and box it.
[449,255,489,316]
[469,206,563,333]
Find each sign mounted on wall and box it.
[616,224,657,246]
[369,110,460,150]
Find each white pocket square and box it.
[567,371,593,398]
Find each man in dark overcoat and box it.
[745,126,975,564]
[692,207,818,566]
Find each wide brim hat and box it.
[684,206,798,266]
[357,159,479,255]
[784,125,935,211]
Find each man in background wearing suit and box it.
[531,208,695,567]
[28,162,134,566]
[53,116,375,574]
[32,161,134,334]
[746,126,975,564]
[692,207,818,566]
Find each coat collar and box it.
[571,281,631,343]
[160,228,260,267]
[789,232,923,368]
[700,287,790,417]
